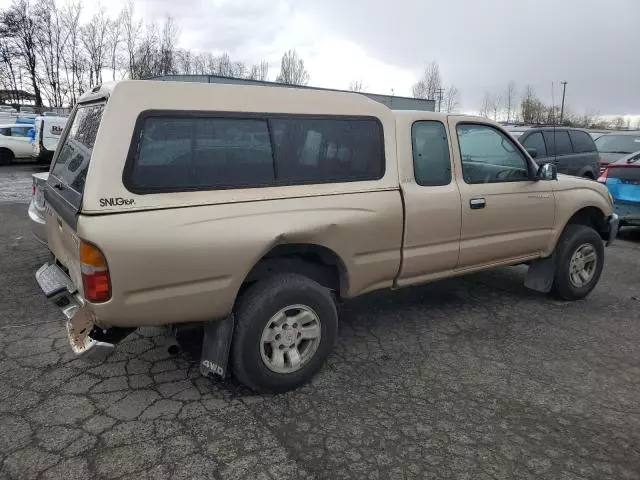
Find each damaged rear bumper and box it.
[35,263,133,360]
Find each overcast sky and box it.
[3,0,639,116]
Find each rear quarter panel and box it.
[78,191,403,327]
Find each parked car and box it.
[35,81,618,393]
[28,171,49,245]
[0,123,36,165]
[595,132,640,174]
[32,115,67,163]
[598,151,640,227]
[504,125,532,138]
[517,127,599,178]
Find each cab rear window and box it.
[50,103,104,194]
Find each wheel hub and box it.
[260,304,322,374]
[569,243,597,288]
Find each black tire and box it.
[231,273,338,393]
[0,149,14,166]
[550,224,604,300]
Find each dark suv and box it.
[517,127,599,179]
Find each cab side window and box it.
[11,127,29,137]
[543,131,572,156]
[522,132,547,157]
[457,123,530,184]
[411,121,451,186]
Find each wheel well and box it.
[0,147,14,157]
[582,171,594,179]
[242,244,348,298]
[566,206,607,240]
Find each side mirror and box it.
[526,147,538,159]
[536,162,558,181]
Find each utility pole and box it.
[436,88,445,112]
[560,81,568,125]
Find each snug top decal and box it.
[99,197,135,207]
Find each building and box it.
[149,75,435,112]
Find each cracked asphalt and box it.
[1,163,640,479]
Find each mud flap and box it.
[199,315,235,379]
[524,255,556,293]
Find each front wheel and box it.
[550,224,605,300]
[231,274,338,393]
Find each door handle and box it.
[470,198,486,209]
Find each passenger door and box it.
[521,131,549,163]
[449,118,555,269]
[397,118,462,286]
[568,130,599,178]
[543,130,574,175]
[4,126,32,158]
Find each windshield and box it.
[595,134,640,153]
[50,103,104,194]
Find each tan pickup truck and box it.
[36,81,618,393]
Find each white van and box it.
[32,115,67,163]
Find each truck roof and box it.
[78,80,390,115]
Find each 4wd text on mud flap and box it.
[99,197,135,207]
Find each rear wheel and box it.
[0,149,14,166]
[550,224,604,300]
[231,273,338,393]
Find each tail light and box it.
[32,180,36,196]
[597,157,607,175]
[597,168,608,183]
[80,241,111,302]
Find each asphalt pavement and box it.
[1,163,639,480]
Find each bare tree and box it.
[81,7,109,86]
[192,52,206,75]
[105,13,123,80]
[490,92,502,121]
[0,0,43,107]
[60,0,85,104]
[443,85,460,113]
[0,33,20,103]
[217,52,233,76]
[247,60,269,81]
[479,91,493,118]
[175,48,192,74]
[348,79,365,92]
[520,85,547,124]
[610,116,625,130]
[412,61,441,100]
[159,16,178,75]
[276,49,309,85]
[504,81,516,123]
[133,21,159,79]
[122,0,141,79]
[34,0,68,107]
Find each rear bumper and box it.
[614,203,640,226]
[28,200,47,246]
[606,214,620,246]
[35,263,132,360]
